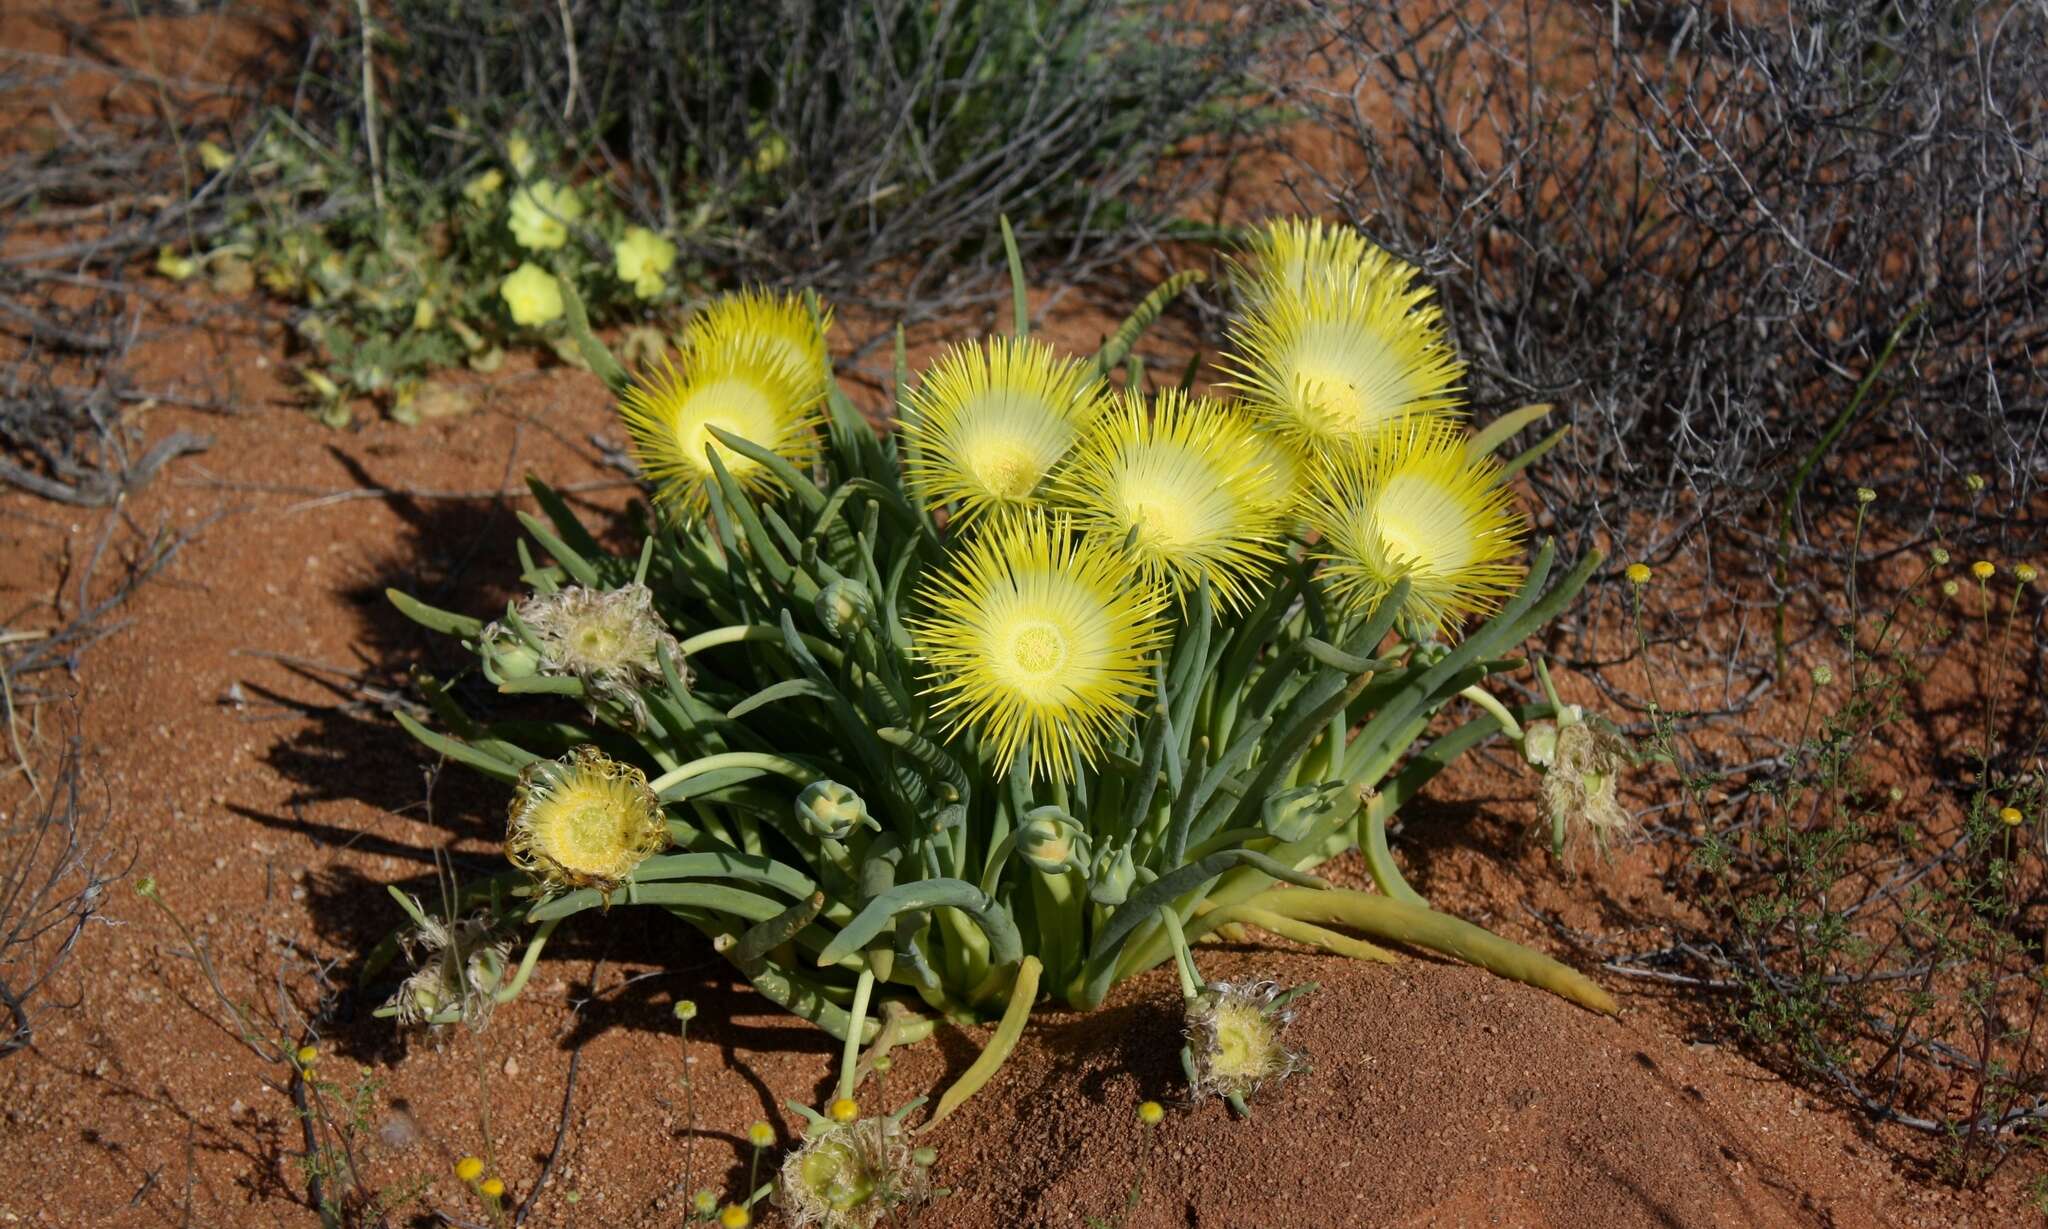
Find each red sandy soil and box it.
[1,5,2040,1228]
[0,294,2032,1227]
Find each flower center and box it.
[1006,621,1068,677]
[677,379,774,476]
[969,438,1047,501]
[538,783,642,878]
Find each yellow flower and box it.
[2017,563,2038,585]
[1053,390,1286,610]
[505,133,537,178]
[619,340,826,515]
[2001,806,2024,827]
[1625,562,1652,586]
[455,1156,485,1183]
[506,746,668,896]
[614,227,677,300]
[749,1120,776,1148]
[1185,980,1306,1103]
[1235,216,1376,304]
[719,1206,750,1229]
[911,510,1168,781]
[196,140,234,172]
[294,1045,319,1068]
[680,289,833,391]
[1972,560,1996,581]
[479,1177,506,1199]
[507,180,584,251]
[900,337,1105,528]
[1305,417,1525,634]
[155,246,198,281]
[499,263,563,327]
[1222,248,1463,452]
[1137,1100,1165,1126]
[462,168,505,207]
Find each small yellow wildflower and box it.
[1625,562,1652,586]
[507,180,584,251]
[2017,563,2038,585]
[1137,1101,1165,1126]
[480,1177,506,1199]
[1810,665,1833,687]
[2002,807,2024,827]
[196,140,234,172]
[500,263,564,327]
[294,1045,319,1068]
[1965,473,1986,492]
[749,1120,776,1148]
[462,168,505,207]
[828,1097,860,1124]
[1972,560,1996,581]
[614,227,677,300]
[719,1204,751,1228]
[1931,547,1950,566]
[455,1156,485,1183]
[1941,579,1960,597]
[692,1190,719,1216]
[505,133,537,178]
[1855,486,1875,504]
[674,999,698,1022]
[155,246,198,281]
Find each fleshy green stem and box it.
[838,969,875,1103]
[493,916,559,1003]
[1458,685,1525,742]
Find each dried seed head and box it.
[507,746,668,897]
[1540,713,1636,853]
[485,584,682,728]
[776,1115,933,1229]
[383,904,513,1033]
[1185,979,1308,1103]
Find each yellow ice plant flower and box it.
[506,746,667,897]
[1306,417,1525,634]
[1053,390,1286,610]
[899,337,1106,528]
[1222,253,1463,452]
[614,227,677,299]
[619,341,825,515]
[1185,980,1306,1103]
[500,263,563,327]
[507,179,584,251]
[681,289,834,391]
[911,511,1168,781]
[1235,216,1377,304]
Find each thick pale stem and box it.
[838,968,875,1103]
[1458,685,1525,742]
[493,916,560,1003]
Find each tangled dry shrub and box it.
[1270,0,2047,579]
[290,0,1276,313]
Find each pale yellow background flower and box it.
[500,263,563,326]
[508,180,584,251]
[614,226,677,299]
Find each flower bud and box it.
[1016,806,1088,875]
[1521,720,1559,768]
[814,578,873,638]
[796,780,872,841]
[1087,844,1136,906]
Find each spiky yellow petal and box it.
[899,337,1106,528]
[1222,251,1463,452]
[681,289,833,392]
[1235,216,1377,305]
[1053,390,1286,610]
[619,340,825,515]
[910,511,1167,781]
[1305,418,1524,634]
[507,746,668,897]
